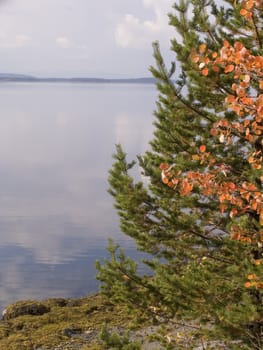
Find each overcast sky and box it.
[0,0,175,78]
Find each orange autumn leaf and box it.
[245,11,253,20]
[161,36,263,271]
[219,204,227,213]
[199,145,206,153]
[212,52,218,58]
[160,163,169,170]
[241,235,251,244]
[225,94,236,103]
[228,182,236,190]
[231,232,241,241]
[224,64,235,73]
[211,65,220,73]
[241,97,253,105]
[202,67,209,76]
[252,163,262,170]
[245,0,255,10]
[203,57,210,64]
[180,182,193,196]
[230,208,238,218]
[162,177,169,184]
[240,8,248,16]
[254,259,261,266]
[247,274,258,280]
[192,54,200,63]
[172,178,179,186]
[244,281,252,288]
[243,120,250,127]
[234,41,244,51]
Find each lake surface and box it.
[0,82,156,311]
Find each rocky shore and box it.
[0,294,171,350]
[0,294,235,349]
[0,293,128,350]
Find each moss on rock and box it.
[0,294,132,350]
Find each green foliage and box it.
[97,1,263,349]
[99,325,141,350]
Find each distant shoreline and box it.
[0,75,156,84]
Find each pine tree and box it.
[96,1,263,349]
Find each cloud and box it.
[15,34,30,47]
[115,0,174,49]
[56,36,87,50]
[56,36,72,49]
[0,32,31,48]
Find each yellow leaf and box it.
[254,259,261,266]
[192,154,200,161]
[260,211,263,226]
[199,43,206,53]
[243,74,250,83]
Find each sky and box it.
[0,0,175,78]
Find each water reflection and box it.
[0,83,156,310]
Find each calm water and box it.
[0,82,156,310]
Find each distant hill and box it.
[0,74,156,84]
[0,73,36,81]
